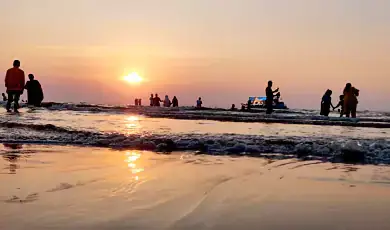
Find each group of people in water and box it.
[146,94,203,108]
[263,80,360,118]
[148,94,179,107]
[134,98,142,106]
[321,83,360,118]
[4,60,44,113]
[262,80,361,118]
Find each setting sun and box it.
[123,72,143,84]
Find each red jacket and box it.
[5,67,25,91]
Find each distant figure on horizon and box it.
[5,60,25,113]
[241,104,246,111]
[153,94,162,107]
[265,80,279,114]
[196,97,203,108]
[273,92,281,105]
[2,93,7,102]
[25,74,44,107]
[320,89,334,117]
[172,96,178,107]
[135,99,139,106]
[230,104,236,111]
[149,94,154,106]
[343,83,359,118]
[138,98,142,106]
[247,98,252,110]
[164,95,171,107]
[333,95,345,117]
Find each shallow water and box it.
[1,145,390,230]
[0,108,389,164]
[2,110,389,139]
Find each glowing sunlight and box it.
[123,72,143,84]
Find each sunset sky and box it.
[1,0,389,110]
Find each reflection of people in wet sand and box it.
[3,154,19,174]
[3,143,23,150]
[2,143,23,174]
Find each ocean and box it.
[1,104,390,229]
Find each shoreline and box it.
[1,145,390,230]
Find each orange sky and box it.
[1,0,389,110]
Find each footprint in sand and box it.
[46,179,100,192]
[46,183,74,192]
[5,193,39,203]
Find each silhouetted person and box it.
[196,97,202,108]
[320,89,334,117]
[172,96,178,107]
[164,95,171,107]
[274,92,281,105]
[265,81,279,114]
[135,99,139,106]
[230,104,236,111]
[247,99,252,110]
[2,93,7,102]
[138,98,142,106]
[241,104,246,111]
[149,94,154,106]
[333,95,345,117]
[25,74,43,107]
[153,94,162,107]
[5,60,25,112]
[343,83,359,118]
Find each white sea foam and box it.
[0,121,389,164]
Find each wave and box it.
[32,102,390,128]
[1,121,390,165]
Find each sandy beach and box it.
[2,0,390,229]
[1,144,390,230]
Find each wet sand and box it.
[1,145,390,230]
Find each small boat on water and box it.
[247,93,288,109]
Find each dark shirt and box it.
[322,95,331,105]
[266,86,273,101]
[172,98,178,107]
[335,99,344,109]
[247,99,252,109]
[25,80,43,104]
[153,97,161,106]
[150,97,154,106]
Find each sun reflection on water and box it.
[125,151,144,177]
[125,116,141,134]
[126,116,139,122]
